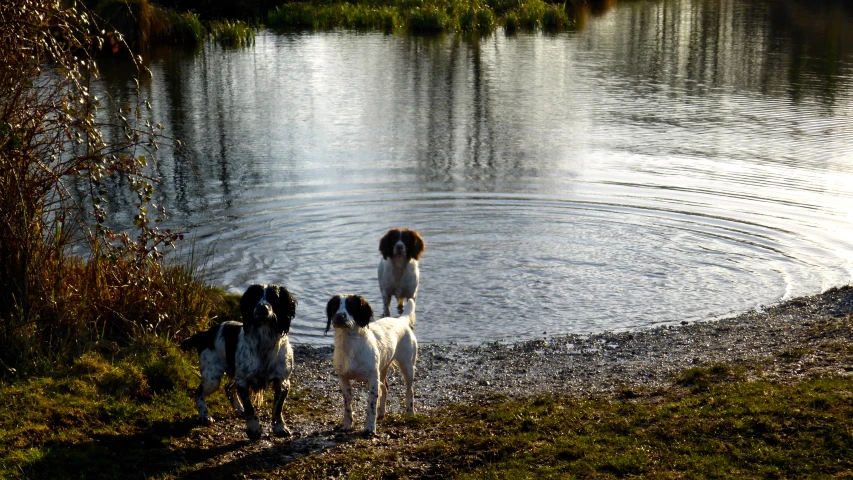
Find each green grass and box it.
[268,2,398,31]
[210,20,257,46]
[4,349,853,478]
[278,371,853,478]
[268,0,576,34]
[0,336,200,478]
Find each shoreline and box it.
[172,285,853,473]
[291,285,853,411]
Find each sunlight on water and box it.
[96,0,853,344]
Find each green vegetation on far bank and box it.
[2,346,853,478]
[87,0,606,50]
[267,0,577,34]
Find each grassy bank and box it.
[267,0,576,34]
[94,0,256,48]
[88,0,610,48]
[2,340,852,478]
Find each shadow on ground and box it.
[21,413,350,479]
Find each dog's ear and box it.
[406,229,425,260]
[325,295,341,334]
[346,295,374,328]
[378,229,398,260]
[271,285,297,334]
[240,284,265,324]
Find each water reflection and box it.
[92,0,853,343]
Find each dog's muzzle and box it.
[325,313,352,335]
[332,313,353,329]
[254,302,274,321]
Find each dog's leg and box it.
[382,293,393,318]
[271,378,292,437]
[399,359,415,416]
[377,367,389,420]
[196,373,222,425]
[338,377,354,431]
[225,380,245,416]
[364,371,380,436]
[236,380,262,439]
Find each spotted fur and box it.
[181,284,296,439]
[326,294,417,436]
[378,228,425,318]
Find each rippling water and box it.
[98,0,853,344]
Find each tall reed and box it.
[210,20,256,47]
[96,0,206,48]
[268,3,397,32]
[268,0,575,34]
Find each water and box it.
[98,0,853,344]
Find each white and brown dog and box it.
[325,294,417,436]
[378,228,425,318]
[181,284,296,439]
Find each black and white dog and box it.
[325,294,417,436]
[181,284,296,439]
[378,228,425,318]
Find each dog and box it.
[325,294,417,436]
[378,228,425,318]
[180,284,296,439]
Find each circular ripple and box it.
[185,191,850,345]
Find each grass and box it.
[277,365,853,478]
[96,0,207,47]
[90,0,620,46]
[0,336,199,478]
[0,250,229,375]
[268,0,578,34]
[210,20,257,46]
[89,0,597,47]
[2,343,853,478]
[268,3,398,32]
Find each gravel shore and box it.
[293,285,853,411]
[178,285,853,474]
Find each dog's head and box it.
[325,294,374,333]
[379,228,425,261]
[240,284,297,334]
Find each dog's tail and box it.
[403,299,416,328]
[180,328,215,353]
[251,387,265,407]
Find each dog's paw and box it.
[199,415,215,426]
[334,424,353,432]
[361,429,376,438]
[273,423,292,437]
[246,417,262,440]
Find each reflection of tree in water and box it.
[401,35,547,192]
[601,0,852,106]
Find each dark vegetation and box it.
[79,0,616,49]
[0,0,222,375]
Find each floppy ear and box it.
[240,284,265,324]
[349,295,374,328]
[378,229,398,260]
[408,229,425,260]
[271,285,297,334]
[325,296,341,334]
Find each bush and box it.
[0,0,216,375]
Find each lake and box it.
[98,0,853,344]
